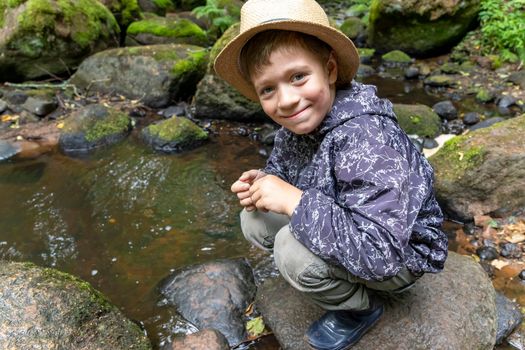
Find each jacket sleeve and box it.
[262,129,289,182]
[289,138,412,281]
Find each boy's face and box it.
[250,45,338,135]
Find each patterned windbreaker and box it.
[263,82,448,281]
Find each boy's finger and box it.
[231,181,250,193]
[239,169,260,182]
[237,191,251,200]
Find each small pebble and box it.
[404,66,419,79]
[500,242,522,259]
[422,138,438,149]
[476,246,499,261]
[463,222,477,235]
[91,269,98,276]
[432,100,458,121]
[519,270,525,280]
[497,95,516,108]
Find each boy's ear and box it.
[326,51,338,85]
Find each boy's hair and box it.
[240,30,333,81]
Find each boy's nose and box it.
[277,85,299,111]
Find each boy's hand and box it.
[249,175,303,216]
[231,169,266,211]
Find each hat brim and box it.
[214,20,359,102]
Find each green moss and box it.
[13,0,119,50]
[171,48,207,77]
[429,135,487,180]
[475,88,494,103]
[127,16,207,43]
[340,17,364,39]
[120,0,142,26]
[382,50,411,63]
[152,0,173,9]
[147,117,208,142]
[85,111,130,142]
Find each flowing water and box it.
[0,74,519,348]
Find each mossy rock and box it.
[345,4,369,18]
[70,44,209,107]
[423,75,457,87]
[140,116,208,153]
[368,0,479,56]
[0,0,120,82]
[429,114,525,220]
[126,14,208,46]
[393,104,442,138]
[339,17,365,39]
[0,261,151,349]
[476,88,495,103]
[381,50,411,65]
[59,104,131,154]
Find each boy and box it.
[214,0,448,349]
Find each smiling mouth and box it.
[283,106,309,119]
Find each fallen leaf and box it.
[56,122,65,129]
[244,302,254,316]
[246,316,265,338]
[491,259,510,270]
[508,234,525,244]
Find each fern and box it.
[192,0,238,39]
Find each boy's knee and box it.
[240,209,288,250]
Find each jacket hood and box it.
[316,82,397,136]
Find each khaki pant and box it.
[241,209,419,311]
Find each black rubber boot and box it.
[306,301,384,350]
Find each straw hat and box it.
[214,0,359,102]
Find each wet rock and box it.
[162,329,229,350]
[424,75,457,87]
[59,104,131,155]
[443,118,465,135]
[495,292,523,345]
[261,129,278,146]
[381,50,412,67]
[408,135,423,152]
[422,138,438,149]
[500,243,522,259]
[0,99,7,113]
[3,90,28,105]
[0,0,119,81]
[469,117,505,131]
[463,112,481,125]
[256,252,496,349]
[368,0,479,56]
[519,270,525,280]
[477,246,499,261]
[21,96,58,117]
[429,115,525,220]
[393,104,442,138]
[0,140,20,161]
[159,258,256,346]
[159,105,187,118]
[498,95,517,109]
[404,66,420,79]
[234,126,249,136]
[508,71,525,90]
[356,64,375,77]
[463,222,478,235]
[140,116,208,153]
[0,261,151,349]
[70,44,208,108]
[358,48,375,65]
[433,100,457,120]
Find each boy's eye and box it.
[291,73,305,82]
[259,86,274,96]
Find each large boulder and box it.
[126,14,208,46]
[368,0,480,56]
[193,23,266,122]
[0,261,151,349]
[256,252,497,350]
[158,258,257,346]
[0,0,120,81]
[429,114,525,220]
[70,44,208,108]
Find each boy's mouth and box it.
[282,106,309,119]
